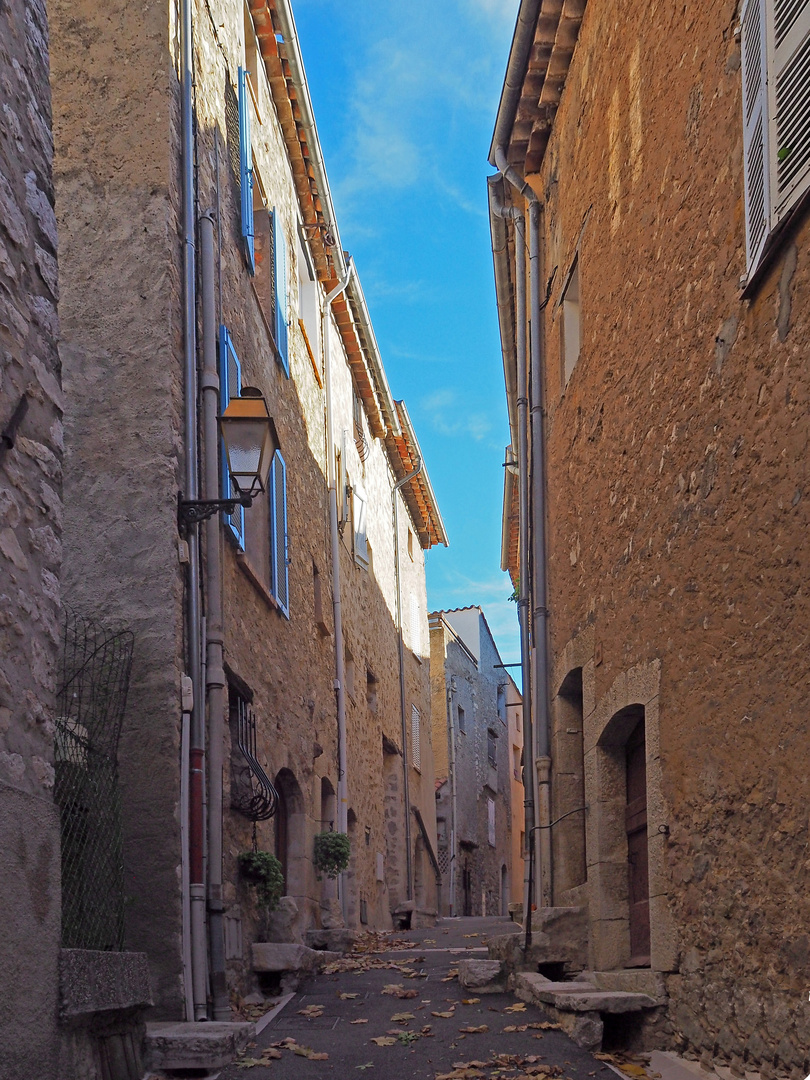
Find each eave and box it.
[388,402,448,550]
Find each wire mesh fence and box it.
[54,608,133,950]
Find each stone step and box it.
[515,972,658,1013]
[585,969,667,1002]
[145,1021,254,1072]
[252,942,341,973]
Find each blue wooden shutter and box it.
[238,68,255,275]
[270,451,289,615]
[273,210,289,374]
[219,325,245,549]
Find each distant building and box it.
[429,608,522,917]
[490,0,810,1067]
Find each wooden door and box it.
[625,718,650,964]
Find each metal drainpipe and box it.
[393,459,422,911]
[491,182,535,948]
[200,212,230,1020]
[323,259,354,923]
[179,0,207,1021]
[446,675,458,917]
[528,199,552,908]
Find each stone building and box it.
[49,0,445,1046]
[429,607,519,917]
[490,0,810,1070]
[0,0,63,1073]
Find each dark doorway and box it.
[274,786,288,892]
[625,718,650,965]
[462,861,472,917]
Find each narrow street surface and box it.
[220,917,615,1080]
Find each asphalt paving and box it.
[219,916,615,1080]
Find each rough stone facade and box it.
[0,0,63,1074]
[494,0,810,1072]
[430,608,517,917]
[49,0,443,1024]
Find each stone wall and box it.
[0,0,63,1073]
[525,0,810,1071]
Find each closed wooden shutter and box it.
[219,326,245,550]
[770,0,810,218]
[238,68,255,275]
[273,210,289,374]
[353,485,368,567]
[411,705,421,771]
[741,0,771,272]
[270,451,289,616]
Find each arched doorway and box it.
[320,778,337,903]
[274,769,306,901]
[625,716,650,965]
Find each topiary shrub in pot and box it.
[313,831,350,880]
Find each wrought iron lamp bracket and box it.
[177,491,254,531]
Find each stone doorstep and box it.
[584,969,668,1003]
[144,1021,255,1071]
[518,973,657,1013]
[251,942,341,972]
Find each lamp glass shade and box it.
[220,392,277,498]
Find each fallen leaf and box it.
[529,1021,561,1030]
[424,938,436,944]
[381,983,418,999]
[350,1018,369,1025]
[293,1045,328,1060]
[390,1012,415,1022]
[357,1064,374,1071]
[339,992,359,1000]
[461,998,480,1005]
[442,969,459,981]
[298,1004,324,1019]
[504,1002,527,1013]
[463,933,479,938]
[370,1036,397,1047]
[458,1024,489,1033]
[431,1010,456,1018]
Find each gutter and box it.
[488,0,544,165]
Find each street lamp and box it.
[178,387,279,529]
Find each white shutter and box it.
[741,0,771,272]
[353,485,368,567]
[411,705,421,770]
[769,0,810,218]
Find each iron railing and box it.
[54,608,133,950]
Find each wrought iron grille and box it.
[54,608,133,950]
[230,694,278,822]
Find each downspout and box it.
[446,674,458,917]
[200,211,230,1020]
[528,199,552,908]
[493,147,551,912]
[323,258,353,922]
[490,179,535,949]
[180,0,207,1021]
[393,458,423,909]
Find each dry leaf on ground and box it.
[339,992,359,1000]
[458,1024,488,1034]
[390,1012,415,1022]
[529,1021,561,1030]
[461,998,480,1005]
[504,1002,527,1013]
[350,1018,369,1025]
[293,1045,328,1060]
[431,1010,456,1018]
[370,1036,397,1047]
[297,1004,324,1019]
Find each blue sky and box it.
[294,0,522,667]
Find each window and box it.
[219,326,245,549]
[560,256,580,386]
[366,669,378,713]
[487,797,496,847]
[407,527,414,561]
[344,646,355,700]
[457,704,466,734]
[297,229,320,383]
[487,728,498,769]
[273,210,289,373]
[237,68,254,275]
[269,450,289,616]
[513,745,521,780]
[252,206,288,374]
[313,562,329,635]
[741,0,810,277]
[353,484,369,568]
[411,704,421,771]
[353,389,369,462]
[497,684,506,725]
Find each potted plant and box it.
[313,831,350,880]
[237,850,284,910]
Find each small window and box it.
[353,484,369,568]
[513,745,521,780]
[219,326,245,549]
[497,684,506,725]
[457,704,466,734]
[269,450,289,616]
[411,704,421,771]
[561,257,580,386]
[487,797,496,847]
[487,729,497,769]
[366,669,378,713]
[313,562,329,635]
[345,646,355,700]
[515,709,521,732]
[407,527,414,561]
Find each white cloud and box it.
[420,387,493,442]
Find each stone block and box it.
[264,895,302,943]
[561,1010,604,1052]
[251,943,340,973]
[457,958,504,991]
[591,969,667,1001]
[59,950,152,1018]
[305,927,360,953]
[145,1021,254,1071]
